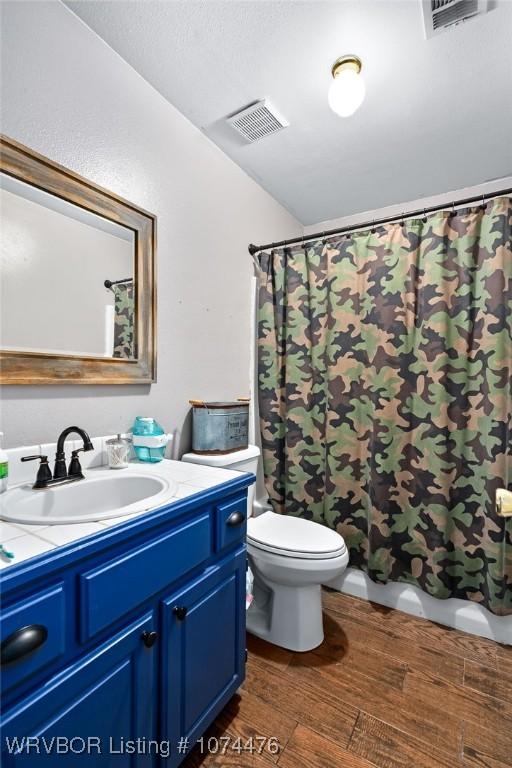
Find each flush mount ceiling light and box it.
[328,55,365,117]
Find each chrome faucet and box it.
[22,426,94,489]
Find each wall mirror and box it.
[0,136,156,384]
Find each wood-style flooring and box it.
[183,588,512,768]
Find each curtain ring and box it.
[451,201,456,217]
[422,208,427,223]
[400,212,405,227]
[371,219,376,234]
[481,194,486,211]
[322,231,326,245]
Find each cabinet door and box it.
[161,548,246,766]
[1,612,156,767]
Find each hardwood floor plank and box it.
[463,720,512,768]
[246,633,293,671]
[199,756,273,767]
[244,656,359,747]
[497,653,512,676]
[404,667,512,733]
[463,751,511,768]
[464,659,512,704]
[322,590,499,667]
[294,617,407,691]
[211,690,296,763]
[285,651,463,757]
[278,724,377,768]
[183,746,274,768]
[181,718,274,768]
[320,610,464,685]
[180,690,296,767]
[349,711,461,768]
[496,642,512,663]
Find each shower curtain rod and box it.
[247,186,512,256]
[104,277,133,290]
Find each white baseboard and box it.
[326,567,512,646]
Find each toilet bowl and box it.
[181,445,348,653]
[247,512,348,652]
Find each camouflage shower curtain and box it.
[257,197,512,615]
[112,281,135,358]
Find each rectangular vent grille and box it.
[227,100,289,143]
[433,0,478,28]
[422,0,488,37]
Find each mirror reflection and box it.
[0,173,136,359]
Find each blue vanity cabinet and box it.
[0,476,253,768]
[1,612,156,767]
[161,548,246,767]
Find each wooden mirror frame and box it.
[0,136,157,384]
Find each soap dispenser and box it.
[0,432,8,493]
[131,417,167,463]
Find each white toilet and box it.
[181,445,349,653]
[246,512,348,652]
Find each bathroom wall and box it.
[304,177,512,236]
[0,0,300,450]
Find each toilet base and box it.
[247,576,324,653]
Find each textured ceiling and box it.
[66,0,512,225]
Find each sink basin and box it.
[0,471,176,525]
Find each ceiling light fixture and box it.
[328,55,365,117]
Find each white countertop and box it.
[0,459,245,570]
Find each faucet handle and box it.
[21,455,52,488]
[68,449,85,479]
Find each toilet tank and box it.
[181,445,260,517]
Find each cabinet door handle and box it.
[141,631,158,648]
[1,624,48,665]
[173,606,188,621]
[226,510,245,527]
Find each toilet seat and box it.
[247,512,346,560]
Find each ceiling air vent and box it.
[227,100,289,143]
[422,0,489,38]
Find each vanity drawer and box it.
[79,512,212,641]
[0,583,66,695]
[216,496,247,552]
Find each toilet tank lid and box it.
[181,444,260,467]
